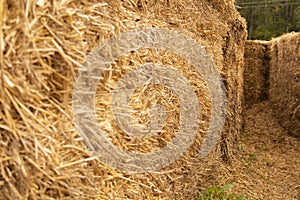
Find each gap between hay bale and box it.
[269,32,300,137]
[0,0,246,199]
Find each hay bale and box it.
[269,32,300,137]
[0,0,246,199]
[244,40,271,108]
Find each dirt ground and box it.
[227,101,300,200]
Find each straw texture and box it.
[0,0,246,199]
[243,40,270,108]
[269,32,300,137]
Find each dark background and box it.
[235,0,300,40]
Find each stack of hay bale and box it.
[0,0,246,199]
[243,32,299,137]
[243,40,271,108]
[269,32,300,137]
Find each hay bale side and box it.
[0,0,246,199]
[244,40,271,108]
[269,32,300,137]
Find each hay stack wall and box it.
[269,32,300,137]
[244,40,271,108]
[0,0,246,199]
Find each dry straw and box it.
[243,40,271,108]
[269,32,300,137]
[0,0,246,199]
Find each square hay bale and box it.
[269,32,300,137]
[244,40,271,108]
[0,0,246,199]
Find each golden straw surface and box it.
[0,0,246,199]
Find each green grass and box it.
[199,184,246,200]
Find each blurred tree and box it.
[235,0,300,40]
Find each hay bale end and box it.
[0,0,247,199]
[269,32,300,137]
[243,40,271,108]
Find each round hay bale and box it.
[269,32,300,137]
[244,40,271,108]
[0,0,246,199]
